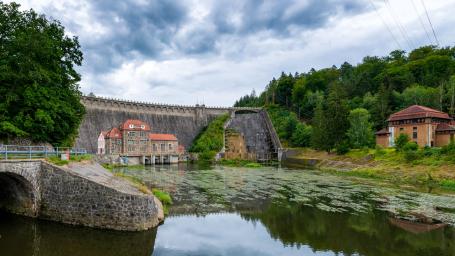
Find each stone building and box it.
[376,105,455,148]
[97,119,181,164]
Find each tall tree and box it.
[324,83,350,151]
[347,108,374,148]
[0,2,85,145]
[310,101,327,150]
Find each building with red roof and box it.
[376,105,455,148]
[97,119,183,164]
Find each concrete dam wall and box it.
[76,96,282,160]
[76,96,232,153]
[227,110,283,161]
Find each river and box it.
[1,164,455,256]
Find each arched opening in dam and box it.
[0,173,36,217]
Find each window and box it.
[141,125,145,129]
[400,127,404,132]
[128,131,136,137]
[161,144,165,151]
[413,127,417,139]
[128,139,134,145]
[169,143,172,150]
[129,124,134,128]
[153,144,157,151]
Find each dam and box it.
[77,96,282,161]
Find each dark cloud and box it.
[211,0,367,36]
[45,0,369,73]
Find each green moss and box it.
[220,159,262,168]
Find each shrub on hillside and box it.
[290,123,312,147]
[395,134,410,151]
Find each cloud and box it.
[7,0,455,106]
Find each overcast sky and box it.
[12,0,455,106]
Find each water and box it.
[1,164,455,255]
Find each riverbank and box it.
[284,148,455,192]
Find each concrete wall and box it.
[227,111,277,161]
[0,160,163,231]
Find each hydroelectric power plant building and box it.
[97,119,182,164]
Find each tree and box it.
[310,101,326,150]
[346,108,374,148]
[447,76,455,116]
[400,84,439,109]
[322,83,350,151]
[0,2,85,146]
[290,123,312,147]
[395,134,410,151]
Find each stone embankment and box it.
[0,160,163,231]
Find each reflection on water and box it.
[0,211,157,256]
[1,164,455,256]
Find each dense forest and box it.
[234,46,455,152]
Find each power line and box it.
[410,0,433,45]
[368,0,402,50]
[383,0,415,49]
[420,0,440,45]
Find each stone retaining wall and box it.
[0,160,163,231]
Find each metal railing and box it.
[0,145,88,160]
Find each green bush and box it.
[441,141,455,155]
[403,150,422,162]
[402,141,418,151]
[290,123,312,147]
[336,140,350,155]
[395,134,410,151]
[422,146,441,157]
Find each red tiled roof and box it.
[375,128,390,135]
[121,119,151,131]
[436,123,455,132]
[105,127,122,139]
[149,133,177,141]
[387,105,451,122]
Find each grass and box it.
[440,179,455,191]
[46,156,69,166]
[289,147,455,192]
[113,172,152,194]
[152,188,172,215]
[189,114,230,161]
[46,154,93,166]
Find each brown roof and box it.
[436,123,455,132]
[121,119,151,131]
[375,128,390,135]
[105,127,122,139]
[387,105,451,122]
[149,133,178,141]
